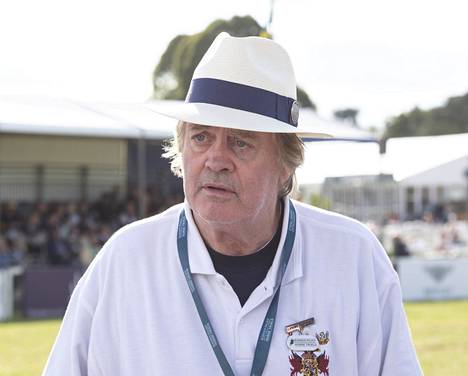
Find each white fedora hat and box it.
[146,32,332,138]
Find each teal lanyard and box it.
[177,200,296,376]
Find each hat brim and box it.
[144,101,333,138]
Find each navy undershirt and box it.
[206,211,283,307]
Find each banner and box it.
[397,257,468,301]
[23,266,82,318]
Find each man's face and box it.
[182,123,288,225]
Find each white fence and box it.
[0,266,23,321]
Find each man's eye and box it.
[235,139,248,148]
[193,134,206,143]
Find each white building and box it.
[383,133,468,220]
[398,155,468,220]
[299,133,468,222]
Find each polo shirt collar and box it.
[182,198,304,286]
[263,198,303,290]
[183,201,217,275]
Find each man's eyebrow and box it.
[187,124,211,132]
[187,124,258,140]
[230,129,258,140]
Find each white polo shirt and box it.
[42,199,422,375]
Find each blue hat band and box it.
[186,78,298,127]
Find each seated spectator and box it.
[0,235,22,268]
[0,189,183,268]
[392,235,411,257]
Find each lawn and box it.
[405,300,468,376]
[0,319,60,376]
[1,300,467,375]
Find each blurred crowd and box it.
[369,209,468,259]
[0,188,183,269]
[2,190,467,270]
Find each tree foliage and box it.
[152,15,316,110]
[297,87,316,110]
[333,108,359,126]
[382,92,468,143]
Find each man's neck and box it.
[193,200,283,256]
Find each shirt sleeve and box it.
[41,249,104,376]
[378,278,423,375]
[356,233,423,376]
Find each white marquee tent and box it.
[0,95,379,201]
[382,133,468,182]
[0,95,377,142]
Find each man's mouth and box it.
[202,183,235,195]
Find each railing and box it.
[0,162,126,202]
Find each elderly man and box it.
[43,33,422,375]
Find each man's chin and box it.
[193,204,243,225]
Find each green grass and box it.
[0,319,60,376]
[405,300,468,376]
[0,301,467,375]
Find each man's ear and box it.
[279,167,292,195]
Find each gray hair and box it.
[163,121,305,197]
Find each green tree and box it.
[297,87,316,110]
[152,15,316,110]
[333,108,359,126]
[382,92,468,144]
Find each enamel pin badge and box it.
[285,317,315,335]
[285,318,331,376]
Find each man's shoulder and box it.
[293,199,375,241]
[79,204,184,287]
[293,200,396,283]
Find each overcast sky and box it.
[1,0,467,129]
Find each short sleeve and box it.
[41,246,105,376]
[356,233,423,375]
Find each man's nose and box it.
[204,138,234,173]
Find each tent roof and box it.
[399,154,468,186]
[298,132,468,185]
[299,109,378,142]
[0,95,176,139]
[382,133,468,181]
[0,95,377,142]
